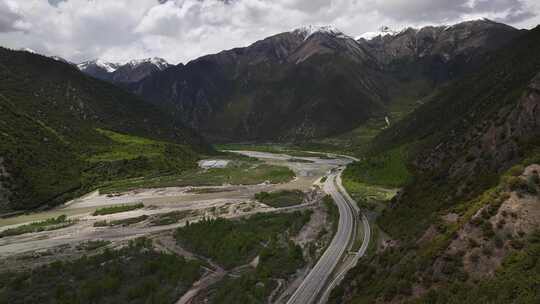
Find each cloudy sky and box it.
[0,0,539,64]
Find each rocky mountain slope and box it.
[361,19,519,60]
[77,57,170,84]
[130,20,520,142]
[330,25,540,303]
[0,48,207,211]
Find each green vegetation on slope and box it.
[0,238,202,304]
[344,146,411,188]
[175,211,311,269]
[330,27,540,303]
[80,130,199,194]
[0,48,207,211]
[413,230,540,304]
[88,129,198,165]
[254,190,305,208]
[342,178,398,212]
[340,145,408,212]
[0,97,83,210]
[0,215,73,238]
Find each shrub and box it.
[470,253,480,263]
[481,222,495,238]
[528,230,540,243]
[510,239,524,249]
[468,238,479,248]
[470,216,484,227]
[494,236,504,248]
[507,165,525,177]
[482,246,493,256]
[506,176,527,192]
[530,173,540,185]
[526,175,538,194]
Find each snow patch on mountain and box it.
[19,48,37,54]
[126,57,170,70]
[294,25,350,40]
[357,26,399,40]
[77,59,120,73]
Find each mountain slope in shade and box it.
[0,48,207,211]
[131,20,520,142]
[132,26,388,142]
[77,57,171,83]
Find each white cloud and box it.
[0,0,537,64]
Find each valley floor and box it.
[0,151,357,304]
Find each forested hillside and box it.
[0,48,209,211]
[332,25,540,303]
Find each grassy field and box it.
[88,129,173,162]
[343,146,411,188]
[96,160,295,194]
[0,238,202,304]
[310,118,387,155]
[175,211,311,269]
[0,215,73,238]
[254,190,305,208]
[342,179,398,212]
[80,129,199,192]
[92,203,144,216]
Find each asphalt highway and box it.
[287,168,369,304]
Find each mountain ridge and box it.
[129,19,521,142]
[77,57,171,84]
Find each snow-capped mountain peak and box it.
[19,47,38,54]
[293,25,349,40]
[126,57,170,70]
[357,26,399,40]
[77,59,120,73]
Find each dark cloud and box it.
[0,2,24,32]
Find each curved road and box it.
[287,168,371,304]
